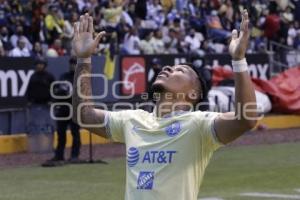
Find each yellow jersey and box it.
[106,109,223,200]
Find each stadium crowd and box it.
[0,0,299,58]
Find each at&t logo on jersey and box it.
[127,147,139,167]
[127,147,177,167]
[142,150,176,164]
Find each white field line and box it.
[198,198,224,200]
[295,189,300,193]
[240,192,300,199]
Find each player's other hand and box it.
[229,9,250,61]
[72,13,105,58]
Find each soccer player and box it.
[72,10,257,200]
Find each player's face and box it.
[152,64,200,100]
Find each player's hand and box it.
[229,9,250,61]
[72,13,105,58]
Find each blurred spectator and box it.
[62,12,77,54]
[176,0,188,12]
[26,58,55,152]
[153,7,166,27]
[171,17,185,34]
[135,0,147,20]
[10,25,32,51]
[47,38,66,57]
[9,38,30,57]
[0,40,5,56]
[31,41,44,59]
[150,29,165,54]
[201,39,217,53]
[264,7,280,41]
[294,31,300,50]
[276,0,290,10]
[167,9,179,24]
[42,57,81,167]
[101,1,123,30]
[163,28,180,54]
[97,32,113,55]
[0,0,299,56]
[140,16,159,29]
[0,26,13,53]
[206,10,231,42]
[183,28,204,55]
[287,21,300,47]
[147,0,162,20]
[31,0,47,43]
[161,0,174,12]
[45,6,64,45]
[127,2,137,22]
[77,0,92,12]
[140,31,155,54]
[121,6,134,28]
[116,17,131,44]
[219,0,234,22]
[59,0,79,18]
[251,21,264,38]
[0,0,10,26]
[122,27,140,54]
[27,58,55,104]
[295,0,300,22]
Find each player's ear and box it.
[188,90,198,100]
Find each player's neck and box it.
[155,93,191,118]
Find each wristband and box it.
[77,57,91,64]
[232,58,248,73]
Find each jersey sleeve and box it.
[193,111,224,152]
[105,110,138,143]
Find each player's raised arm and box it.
[214,10,257,144]
[72,13,107,137]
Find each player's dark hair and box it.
[179,63,208,102]
[69,56,77,64]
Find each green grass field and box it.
[1,143,300,200]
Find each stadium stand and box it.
[0,0,299,57]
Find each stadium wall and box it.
[0,56,120,134]
[0,53,273,134]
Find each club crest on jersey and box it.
[165,121,181,137]
[127,147,139,167]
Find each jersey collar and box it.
[152,106,192,119]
